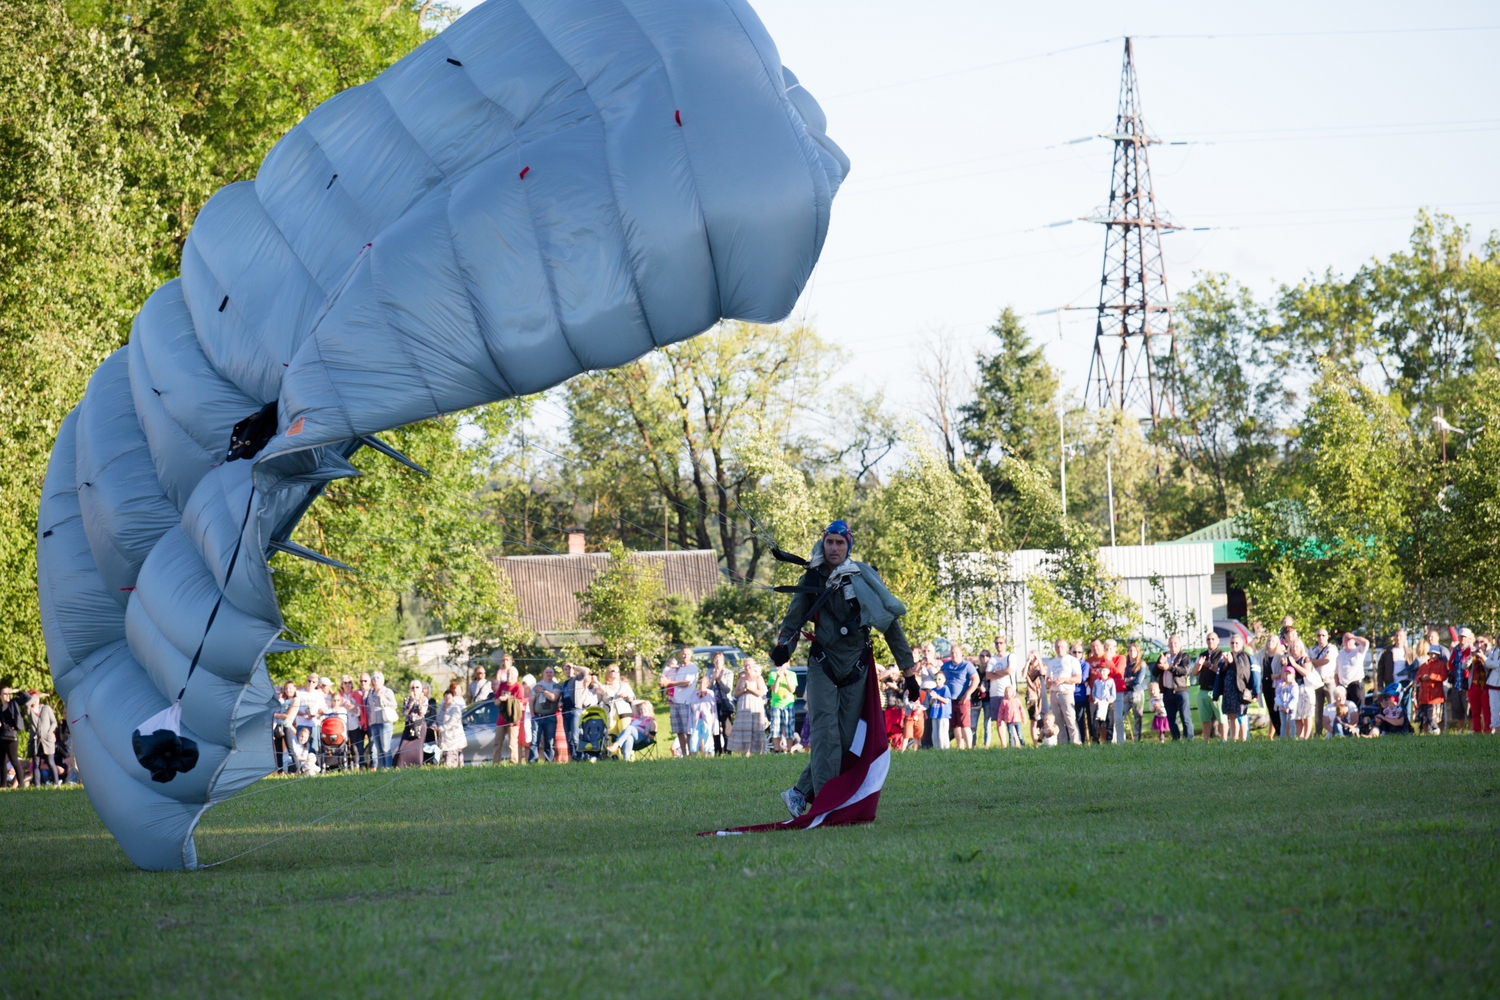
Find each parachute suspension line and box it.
[197,764,421,869]
[268,538,355,573]
[177,486,256,701]
[357,434,430,476]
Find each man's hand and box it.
[771,643,791,666]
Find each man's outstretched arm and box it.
[884,618,915,674]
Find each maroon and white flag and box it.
[701,650,890,835]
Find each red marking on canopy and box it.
[519,166,530,179]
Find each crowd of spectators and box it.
[7,616,1499,789]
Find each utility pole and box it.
[1085,37,1181,428]
[1105,452,1117,547]
[1059,409,1068,518]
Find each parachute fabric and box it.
[36,0,846,870]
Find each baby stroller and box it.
[320,716,353,771]
[574,705,613,761]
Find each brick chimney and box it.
[566,527,586,555]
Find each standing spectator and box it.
[342,675,369,768]
[767,660,797,753]
[1120,642,1148,742]
[0,686,25,788]
[880,665,906,748]
[395,680,430,767]
[1148,682,1169,743]
[1425,627,1450,660]
[1335,631,1371,710]
[944,643,980,749]
[973,649,992,744]
[592,663,636,719]
[1377,628,1412,691]
[729,659,768,755]
[1152,635,1194,741]
[563,664,598,758]
[1307,628,1336,736]
[1100,639,1126,744]
[531,666,563,762]
[1274,665,1300,739]
[1089,665,1116,744]
[1193,632,1229,742]
[520,673,537,762]
[998,684,1025,747]
[437,681,466,767]
[687,673,718,757]
[1045,638,1082,745]
[26,694,59,786]
[1260,636,1284,740]
[1215,633,1256,742]
[1070,642,1091,744]
[1024,650,1046,746]
[926,662,952,749]
[1416,647,1449,734]
[492,666,525,764]
[1286,639,1320,739]
[658,652,698,757]
[365,672,398,769]
[901,672,927,752]
[272,680,298,773]
[984,636,1015,748]
[296,672,326,755]
[1482,637,1500,734]
[1084,639,1109,744]
[709,652,736,755]
[468,665,493,705]
[1452,628,1488,734]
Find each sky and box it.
[458,0,1500,430]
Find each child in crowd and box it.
[609,700,657,761]
[1275,665,1299,740]
[288,727,320,775]
[1090,667,1116,745]
[1149,682,1169,743]
[1416,649,1449,734]
[926,667,951,748]
[901,684,926,751]
[687,674,718,757]
[1372,684,1413,736]
[1036,712,1059,747]
[999,685,1025,748]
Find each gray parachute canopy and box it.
[36,0,845,870]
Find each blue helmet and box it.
[824,520,852,548]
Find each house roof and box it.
[1159,516,1248,564]
[497,549,720,634]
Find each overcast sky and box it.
[459,0,1500,430]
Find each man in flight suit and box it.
[771,521,914,819]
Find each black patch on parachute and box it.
[771,546,810,567]
[42,529,53,538]
[227,401,279,461]
[326,174,337,189]
[218,295,228,312]
[132,729,199,783]
[447,57,462,66]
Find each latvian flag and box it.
[702,649,890,835]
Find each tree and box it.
[1158,273,1284,524]
[1026,520,1141,644]
[0,4,204,690]
[562,321,831,581]
[269,403,532,682]
[576,542,666,666]
[915,330,968,469]
[1237,368,1410,633]
[1423,369,1500,632]
[960,307,1060,481]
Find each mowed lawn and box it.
[2,737,1498,999]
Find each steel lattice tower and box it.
[1086,37,1180,425]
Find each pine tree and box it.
[959,308,1061,484]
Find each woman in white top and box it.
[436,681,467,767]
[590,663,636,719]
[1285,638,1319,739]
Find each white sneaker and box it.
[780,787,807,820]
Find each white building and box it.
[943,543,1215,659]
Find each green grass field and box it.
[2,736,1498,999]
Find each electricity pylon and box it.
[1086,37,1180,426]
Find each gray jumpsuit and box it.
[776,562,913,800]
